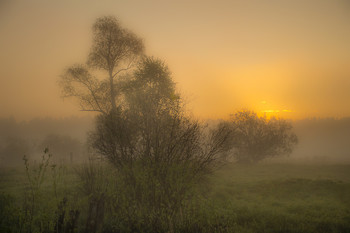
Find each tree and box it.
[229,110,298,163]
[90,57,180,167]
[60,17,232,231]
[60,16,144,114]
[88,57,232,231]
[90,56,231,169]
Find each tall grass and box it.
[1,160,350,232]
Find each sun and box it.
[258,101,294,118]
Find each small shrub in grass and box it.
[75,159,113,233]
[20,149,80,233]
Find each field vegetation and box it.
[1,159,349,233]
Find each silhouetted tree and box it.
[90,57,231,169]
[60,17,232,231]
[60,16,144,114]
[229,110,298,163]
[89,57,232,230]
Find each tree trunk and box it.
[109,73,117,112]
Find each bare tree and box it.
[60,16,144,114]
[229,110,298,163]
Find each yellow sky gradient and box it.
[0,0,349,120]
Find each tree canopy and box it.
[229,110,298,163]
[60,16,144,114]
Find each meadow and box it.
[1,160,349,233]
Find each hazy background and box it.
[1,0,350,165]
[1,0,350,120]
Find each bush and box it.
[229,110,298,163]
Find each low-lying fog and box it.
[1,116,349,166]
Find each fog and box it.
[0,116,93,166]
[291,118,350,163]
[1,116,349,167]
[1,1,349,232]
[1,0,350,120]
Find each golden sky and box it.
[0,0,349,120]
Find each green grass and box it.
[197,163,350,233]
[1,162,350,232]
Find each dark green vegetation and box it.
[1,160,349,233]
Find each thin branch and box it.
[112,58,135,79]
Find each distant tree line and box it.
[2,114,349,167]
[0,117,92,166]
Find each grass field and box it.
[1,162,350,232]
[199,163,350,232]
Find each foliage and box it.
[87,16,144,71]
[60,16,144,114]
[22,149,52,232]
[59,16,233,232]
[88,57,232,231]
[0,193,19,233]
[229,110,298,163]
[75,160,111,233]
[1,163,350,232]
[11,149,80,233]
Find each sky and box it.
[0,0,349,120]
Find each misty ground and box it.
[1,117,350,232]
[206,162,350,232]
[1,161,349,232]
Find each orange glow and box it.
[0,1,349,120]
